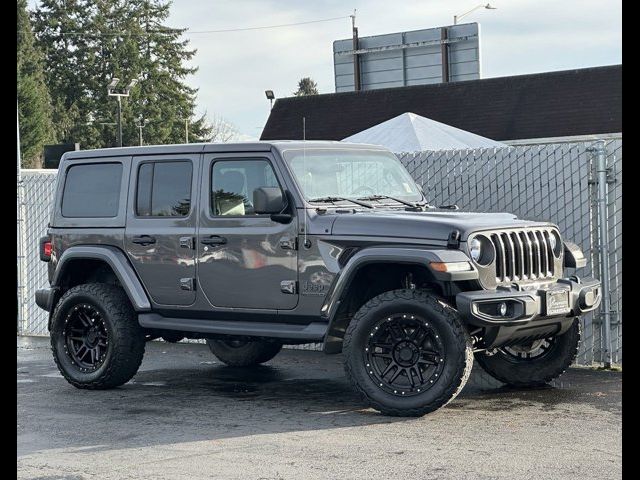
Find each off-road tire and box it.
[343,289,473,417]
[475,318,581,387]
[206,339,283,366]
[50,283,145,389]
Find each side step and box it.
[138,313,327,342]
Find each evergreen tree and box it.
[293,77,319,96]
[32,0,212,149]
[17,0,55,168]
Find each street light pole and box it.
[185,119,189,144]
[265,90,275,110]
[454,3,496,24]
[107,77,138,148]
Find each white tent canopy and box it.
[342,112,507,152]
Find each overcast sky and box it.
[30,0,622,139]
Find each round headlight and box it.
[549,231,562,257]
[469,238,482,261]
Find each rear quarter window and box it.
[61,163,123,218]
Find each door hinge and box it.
[447,230,461,249]
[280,280,297,294]
[179,236,195,249]
[279,236,298,251]
[179,278,195,291]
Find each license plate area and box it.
[544,288,571,316]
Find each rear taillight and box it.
[40,236,52,262]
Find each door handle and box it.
[201,235,227,245]
[131,235,156,246]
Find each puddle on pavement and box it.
[212,383,260,397]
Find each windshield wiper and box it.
[356,194,431,211]
[309,196,374,209]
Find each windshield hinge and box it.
[447,230,461,249]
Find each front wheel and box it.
[474,318,581,387]
[206,338,283,367]
[343,289,473,417]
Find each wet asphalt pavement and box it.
[17,336,621,480]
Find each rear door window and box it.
[136,161,192,217]
[61,163,123,218]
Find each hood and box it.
[329,210,552,241]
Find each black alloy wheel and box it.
[498,337,557,362]
[365,314,446,396]
[475,318,581,387]
[343,289,473,416]
[63,303,109,372]
[206,337,283,366]
[51,283,145,389]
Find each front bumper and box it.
[456,276,601,326]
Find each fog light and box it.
[498,302,508,316]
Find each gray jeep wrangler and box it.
[36,141,601,416]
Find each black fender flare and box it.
[51,245,151,312]
[321,247,477,353]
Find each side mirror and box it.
[253,187,285,214]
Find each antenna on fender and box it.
[302,116,310,248]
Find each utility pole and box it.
[116,96,123,147]
[136,116,147,146]
[184,119,189,144]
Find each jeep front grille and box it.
[489,229,557,282]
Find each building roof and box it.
[261,65,621,142]
[342,112,507,151]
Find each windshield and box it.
[282,148,423,202]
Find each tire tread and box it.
[51,283,145,389]
[343,289,473,417]
[475,319,581,387]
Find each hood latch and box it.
[447,230,461,249]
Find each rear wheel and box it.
[206,338,283,366]
[343,289,473,417]
[475,318,581,387]
[50,283,145,389]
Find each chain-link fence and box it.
[16,137,622,364]
[17,170,58,336]
[397,137,622,364]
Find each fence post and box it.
[591,140,613,368]
[17,102,25,335]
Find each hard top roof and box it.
[60,140,389,161]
